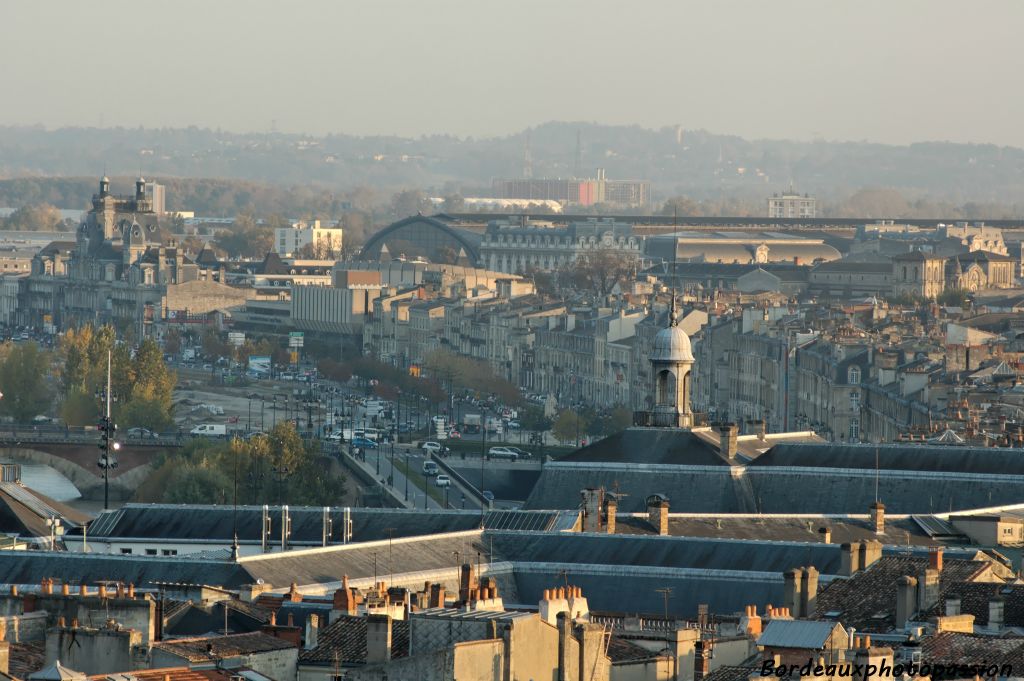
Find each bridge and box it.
[0,430,178,502]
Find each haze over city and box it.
[3,0,1024,145]
[3,3,1024,680]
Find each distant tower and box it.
[523,131,533,179]
[99,176,110,197]
[649,297,695,428]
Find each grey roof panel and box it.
[756,619,838,649]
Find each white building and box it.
[274,219,344,257]
[767,192,817,219]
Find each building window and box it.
[120,548,132,555]
[848,367,861,384]
[145,548,157,556]
[162,549,178,556]
[849,418,860,442]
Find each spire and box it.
[669,289,678,327]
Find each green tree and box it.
[0,342,52,422]
[552,410,588,445]
[164,464,233,504]
[61,389,99,427]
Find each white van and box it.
[190,424,227,437]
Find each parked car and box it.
[434,474,451,488]
[351,436,378,449]
[422,460,439,476]
[421,441,443,454]
[506,446,532,459]
[126,427,155,439]
[487,446,519,460]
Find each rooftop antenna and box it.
[670,208,679,328]
[655,587,673,620]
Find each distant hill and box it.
[1,122,1024,210]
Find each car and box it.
[422,460,439,476]
[506,420,521,429]
[325,431,344,442]
[351,436,378,449]
[434,474,451,488]
[421,441,443,454]
[481,490,495,502]
[126,427,155,438]
[506,446,532,459]
[487,446,518,460]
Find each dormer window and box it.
[848,367,861,384]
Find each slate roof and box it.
[86,505,562,544]
[812,555,991,632]
[9,641,45,679]
[151,632,295,662]
[165,600,272,638]
[557,428,728,466]
[752,443,1024,475]
[613,514,939,546]
[0,550,248,589]
[525,449,1024,513]
[299,614,410,665]
[756,619,839,649]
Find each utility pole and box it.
[96,350,119,510]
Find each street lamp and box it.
[272,465,290,504]
[95,350,119,510]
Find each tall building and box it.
[492,169,651,207]
[274,219,343,257]
[144,180,166,214]
[767,191,817,219]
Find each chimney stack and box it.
[945,594,961,617]
[718,423,738,459]
[989,598,1005,633]
[840,542,861,576]
[647,495,670,536]
[800,567,819,618]
[739,605,762,637]
[304,614,319,650]
[928,547,943,573]
[818,527,831,543]
[604,495,617,534]
[366,615,393,664]
[783,569,802,617]
[870,502,885,534]
[895,576,917,629]
[860,540,882,570]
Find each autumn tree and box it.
[552,409,588,445]
[0,342,52,422]
[213,213,274,258]
[568,248,637,298]
[3,204,64,231]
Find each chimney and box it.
[459,563,477,603]
[928,547,943,573]
[61,583,70,596]
[428,583,445,609]
[580,488,603,533]
[98,585,107,599]
[800,567,819,618]
[304,614,319,650]
[333,575,357,615]
[718,423,738,459]
[989,598,1005,633]
[694,640,712,680]
[604,496,617,534]
[860,540,882,570]
[128,583,135,599]
[840,542,862,576]
[783,569,802,617]
[870,502,885,534]
[647,495,669,536]
[365,615,392,664]
[895,576,918,629]
[917,567,940,614]
[739,605,762,637]
[945,594,961,617]
[818,527,831,543]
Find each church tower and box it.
[648,298,695,428]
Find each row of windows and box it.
[120,547,178,556]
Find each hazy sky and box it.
[3,0,1023,146]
